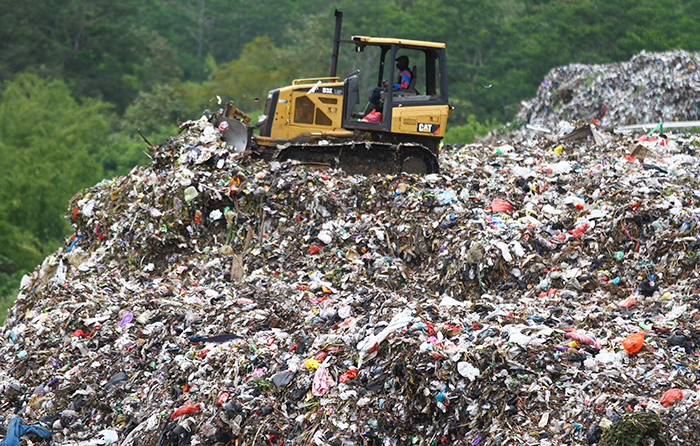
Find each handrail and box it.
[292,77,342,86]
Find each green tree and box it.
[444,114,499,145]
[0,73,108,299]
[182,33,327,115]
[95,83,195,179]
[137,0,331,81]
[0,0,182,112]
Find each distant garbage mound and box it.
[517,49,700,130]
[1,114,700,446]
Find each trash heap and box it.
[1,114,700,446]
[516,49,700,130]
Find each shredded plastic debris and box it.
[517,49,700,131]
[2,51,700,446]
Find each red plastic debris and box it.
[568,223,589,238]
[339,369,358,383]
[193,210,203,224]
[216,392,229,405]
[659,388,683,407]
[363,110,382,122]
[619,297,637,308]
[565,331,599,348]
[622,332,645,354]
[491,198,514,213]
[170,402,201,421]
[73,326,99,338]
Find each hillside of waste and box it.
[516,49,700,132]
[2,55,700,446]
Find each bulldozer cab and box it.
[253,10,449,173]
[224,10,448,174]
[341,36,449,136]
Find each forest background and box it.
[2,0,700,315]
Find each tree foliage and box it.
[5,0,700,122]
[0,0,181,112]
[443,115,499,147]
[133,0,330,81]
[96,84,194,180]
[0,74,107,282]
[184,34,328,115]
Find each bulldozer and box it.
[214,10,451,175]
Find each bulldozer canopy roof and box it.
[350,35,445,49]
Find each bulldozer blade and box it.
[214,117,250,153]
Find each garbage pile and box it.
[516,49,700,131]
[1,114,700,446]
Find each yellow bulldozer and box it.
[214,10,451,175]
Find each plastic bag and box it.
[659,388,683,407]
[363,110,382,123]
[491,198,514,213]
[622,332,644,354]
[170,403,201,421]
[312,367,335,396]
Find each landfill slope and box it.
[2,113,700,446]
[516,49,700,130]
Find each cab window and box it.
[294,96,314,124]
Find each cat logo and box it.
[417,123,440,134]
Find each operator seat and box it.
[395,66,418,97]
[406,65,417,93]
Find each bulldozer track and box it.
[274,141,439,175]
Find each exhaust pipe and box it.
[330,9,343,77]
